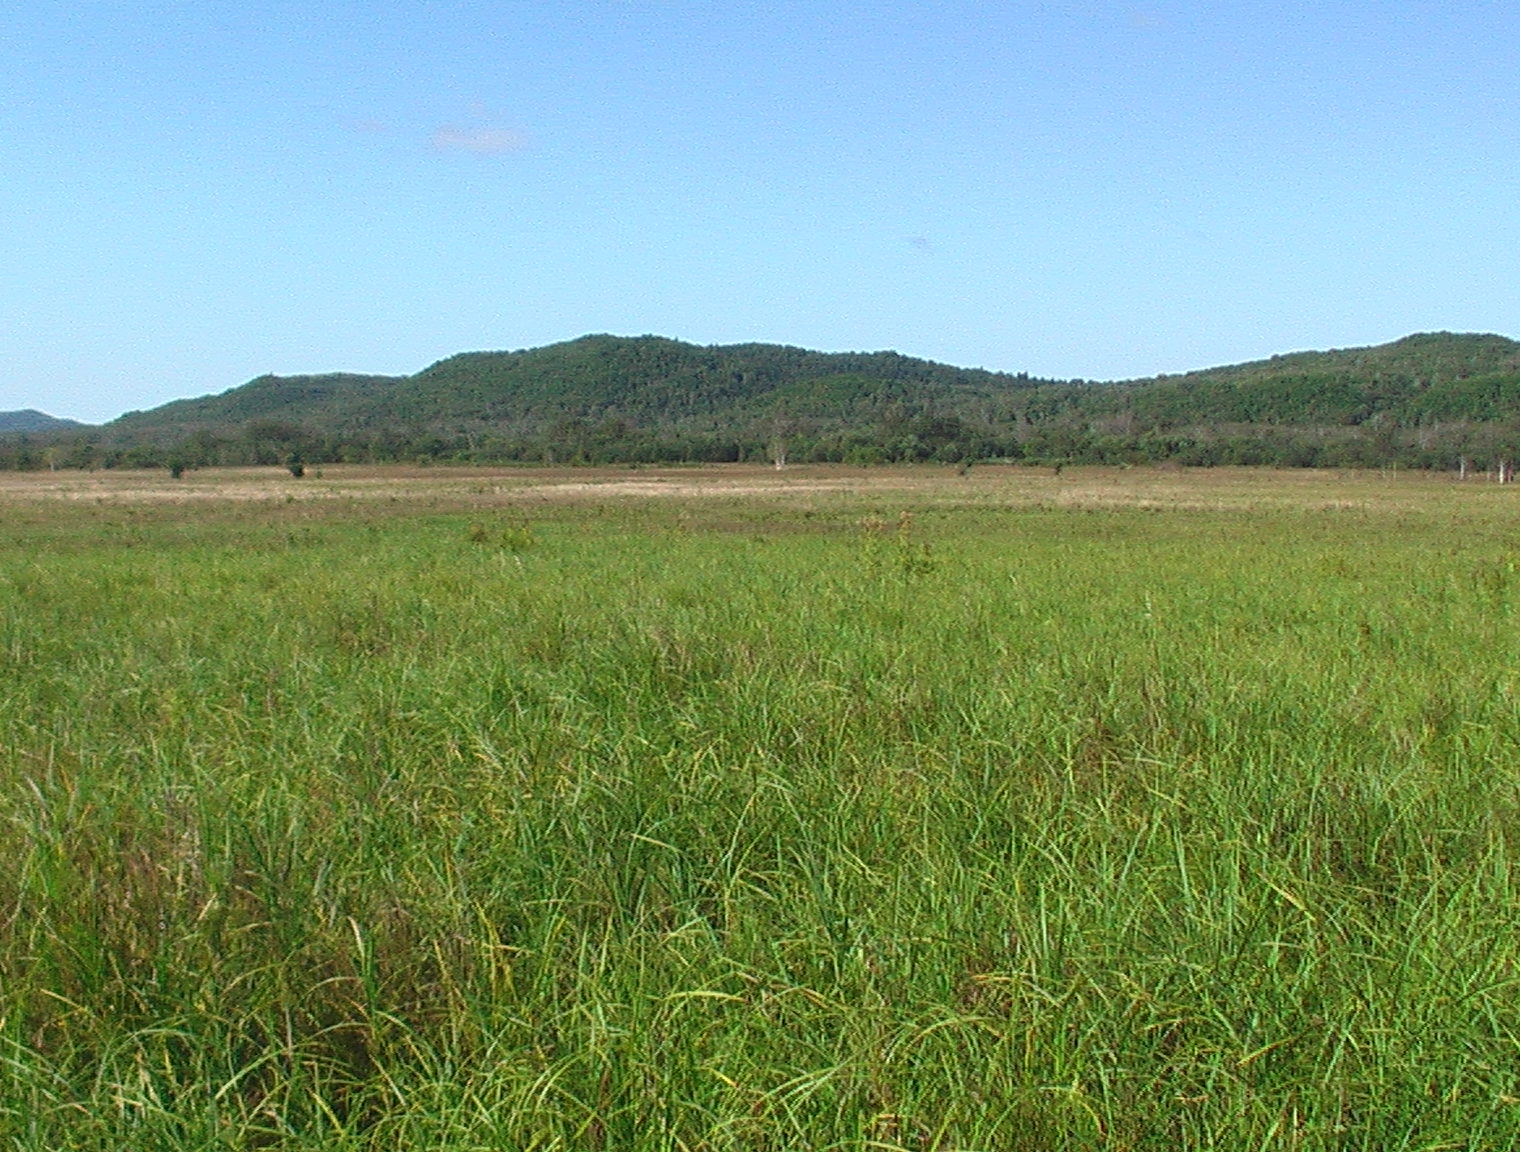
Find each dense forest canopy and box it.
[8,331,1520,471]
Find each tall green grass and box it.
[3,478,1520,1148]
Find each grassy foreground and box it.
[3,466,1520,1149]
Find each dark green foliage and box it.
[15,331,1520,471]
[1114,331,1520,428]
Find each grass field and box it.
[4,464,1520,1149]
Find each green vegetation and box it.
[62,336,1058,470]
[0,411,83,435]
[15,330,1520,472]
[4,466,1520,1148]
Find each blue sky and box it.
[4,1,1518,424]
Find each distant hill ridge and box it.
[104,334,1055,440]
[1121,331,1520,428]
[11,331,1520,471]
[0,409,84,434]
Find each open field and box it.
[0,461,1495,514]
[4,465,1520,1148]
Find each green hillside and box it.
[110,372,408,435]
[0,410,86,434]
[1115,332,1520,428]
[103,335,1055,437]
[72,335,1068,468]
[11,331,1520,471]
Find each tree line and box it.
[9,413,1520,475]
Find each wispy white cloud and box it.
[432,124,528,155]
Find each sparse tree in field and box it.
[769,405,797,471]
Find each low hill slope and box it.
[108,372,408,441]
[1114,332,1520,428]
[0,410,87,434]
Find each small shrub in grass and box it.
[466,520,533,549]
[859,511,935,582]
[893,510,936,579]
[501,522,536,552]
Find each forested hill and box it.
[102,335,1052,439]
[0,410,84,434]
[77,335,1067,466]
[12,331,1520,471]
[110,372,410,434]
[1114,332,1520,427]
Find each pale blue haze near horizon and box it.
[3,0,1517,424]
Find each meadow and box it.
[3,463,1520,1149]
